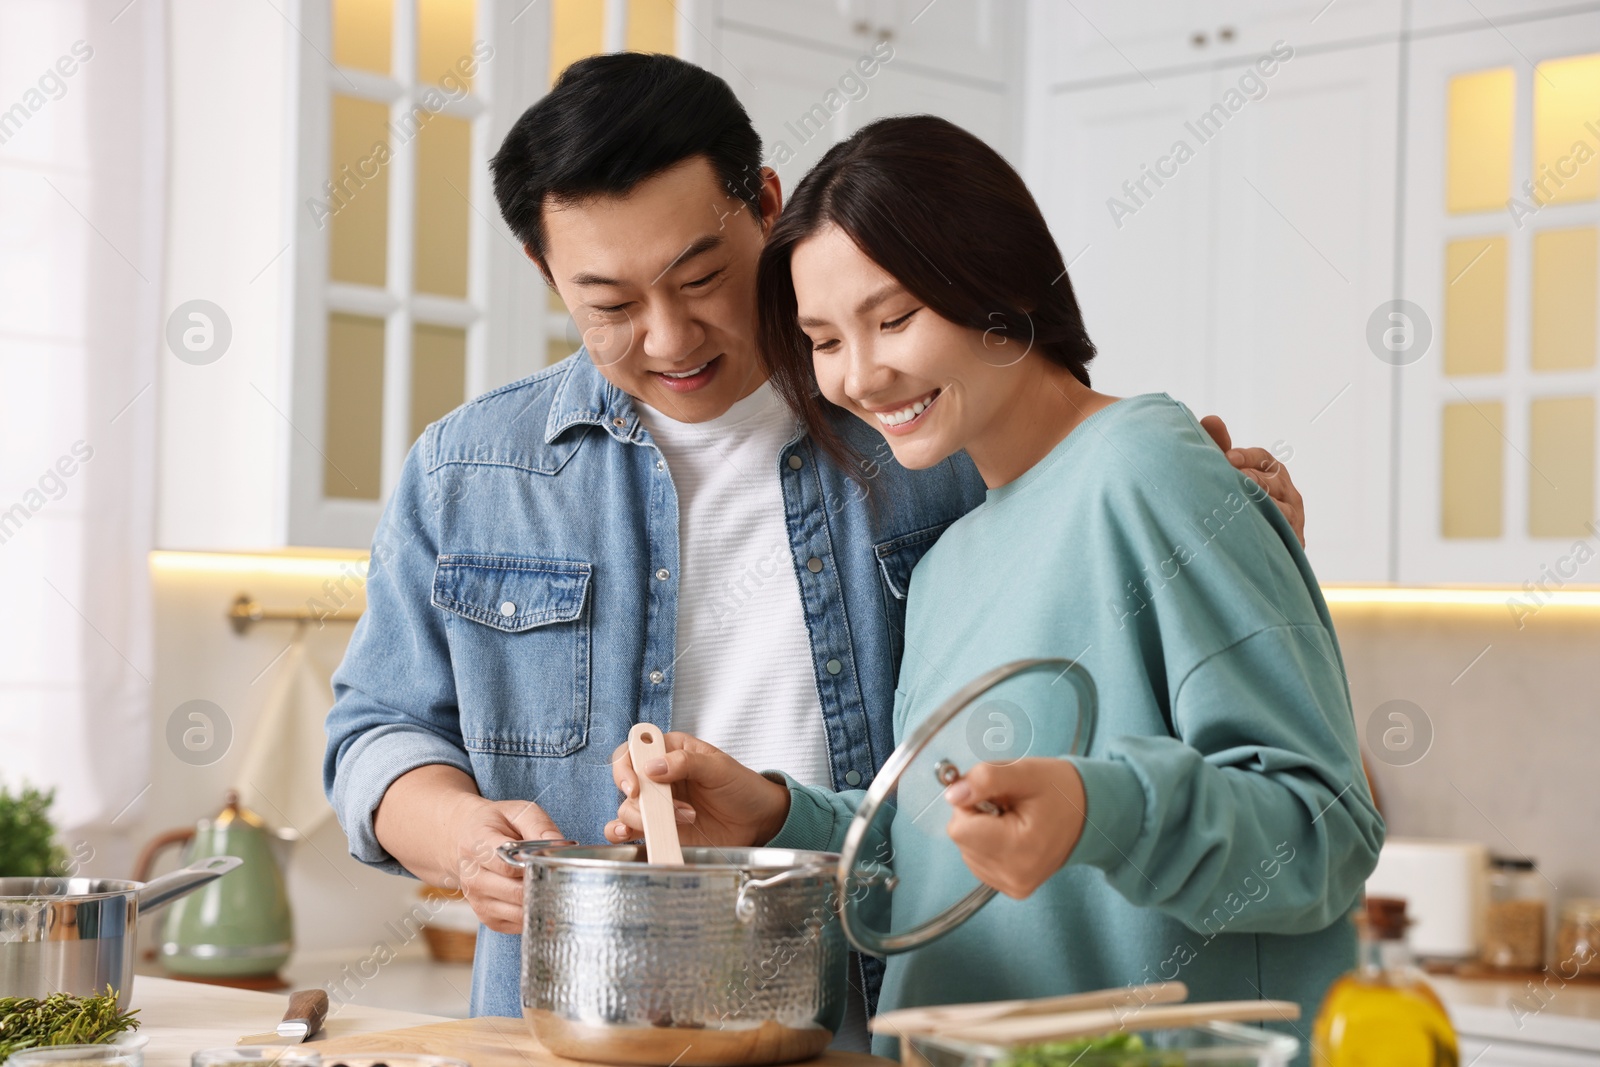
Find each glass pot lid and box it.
[836,657,1097,957]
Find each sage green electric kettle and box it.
[132,792,297,979]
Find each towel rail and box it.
[228,593,363,635]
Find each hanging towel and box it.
[236,634,336,838]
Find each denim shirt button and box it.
[806,557,824,573]
[648,669,664,684]
[499,601,516,617]
[844,770,862,786]
[788,454,803,470]
[655,568,669,581]
[826,658,842,675]
[656,459,665,471]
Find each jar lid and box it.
[1561,898,1600,920]
[835,657,1097,957]
[1490,855,1537,871]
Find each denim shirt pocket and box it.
[432,554,592,757]
[873,522,953,601]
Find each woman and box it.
[606,116,1382,1061]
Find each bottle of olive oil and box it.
[1313,896,1460,1066]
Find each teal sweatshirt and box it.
[768,394,1384,1064]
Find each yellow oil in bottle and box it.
[1313,897,1460,1067]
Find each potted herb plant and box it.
[0,783,69,878]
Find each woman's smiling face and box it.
[792,223,1031,471]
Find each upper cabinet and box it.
[1028,34,1401,582]
[1025,0,1401,92]
[701,0,1020,177]
[1397,12,1600,583]
[160,0,1600,580]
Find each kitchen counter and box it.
[1435,975,1600,1057]
[129,976,448,1067]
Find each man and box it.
[324,52,1306,1028]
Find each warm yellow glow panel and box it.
[1533,53,1600,206]
[1529,396,1596,538]
[411,323,467,441]
[414,114,472,298]
[627,0,677,54]
[1531,227,1599,372]
[419,0,477,88]
[325,313,387,501]
[333,0,391,75]
[330,95,391,288]
[1445,237,1508,376]
[1447,67,1515,214]
[1442,400,1504,539]
[551,0,605,88]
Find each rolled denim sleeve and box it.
[325,431,473,876]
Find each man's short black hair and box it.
[491,53,764,263]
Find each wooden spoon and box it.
[871,982,1188,1036]
[628,722,685,865]
[939,999,1301,1046]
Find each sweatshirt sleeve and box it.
[763,773,866,854]
[1065,622,1385,934]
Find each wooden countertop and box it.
[129,976,447,1067]
[129,977,890,1067]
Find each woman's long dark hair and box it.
[757,114,1098,473]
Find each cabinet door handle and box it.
[1218,25,1236,42]
[1191,30,1208,48]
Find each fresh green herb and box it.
[0,988,140,1059]
[1001,1033,1183,1067]
[0,783,69,878]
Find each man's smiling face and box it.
[540,156,781,423]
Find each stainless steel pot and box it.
[0,855,243,1008]
[498,843,847,1067]
[499,658,1096,1067]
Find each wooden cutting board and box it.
[313,1016,891,1067]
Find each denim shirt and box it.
[324,350,986,1017]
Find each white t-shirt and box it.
[633,382,833,788]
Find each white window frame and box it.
[285,0,551,548]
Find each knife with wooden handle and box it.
[237,989,330,1045]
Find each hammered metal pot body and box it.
[516,845,846,1066]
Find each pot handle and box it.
[496,840,582,868]
[135,855,243,913]
[734,863,842,923]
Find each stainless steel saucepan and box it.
[0,855,243,1008]
[501,657,1097,1067]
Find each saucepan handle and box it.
[734,863,838,923]
[135,855,243,913]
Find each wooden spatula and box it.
[628,722,684,865]
[939,999,1301,1046]
[871,982,1188,1036]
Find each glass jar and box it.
[1482,856,1547,970]
[1555,899,1600,978]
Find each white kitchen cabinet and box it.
[1025,0,1401,93]
[715,0,1012,84]
[1396,13,1600,583]
[1029,42,1401,581]
[1028,72,1220,417]
[714,28,870,190]
[706,2,1019,182]
[1208,42,1401,581]
[853,61,1017,161]
[1409,0,1600,36]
